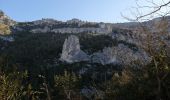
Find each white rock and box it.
[91,47,119,65]
[60,35,89,63]
[60,36,150,66]
[91,44,150,66]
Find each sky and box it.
[0,0,169,23]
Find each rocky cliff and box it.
[12,18,113,34]
[1,10,169,67]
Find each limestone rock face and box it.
[51,28,110,34]
[14,18,113,34]
[114,44,150,67]
[60,35,150,66]
[91,47,119,65]
[92,44,150,67]
[0,10,15,35]
[60,35,89,63]
[31,26,50,33]
[0,10,15,26]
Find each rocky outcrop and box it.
[60,35,89,63]
[60,35,150,66]
[0,10,15,35]
[51,28,110,34]
[0,10,15,26]
[12,18,113,34]
[31,26,50,33]
[92,44,150,67]
[91,47,119,65]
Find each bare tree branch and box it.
[136,0,170,20]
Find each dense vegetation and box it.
[0,31,170,100]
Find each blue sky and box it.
[0,0,166,23]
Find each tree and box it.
[54,70,81,100]
[122,0,170,100]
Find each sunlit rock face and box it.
[115,44,150,67]
[60,35,89,63]
[0,10,15,26]
[91,44,150,66]
[0,10,15,35]
[51,28,111,34]
[60,35,150,67]
[12,18,113,34]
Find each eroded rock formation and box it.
[92,44,150,66]
[60,35,89,63]
[60,35,150,66]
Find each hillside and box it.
[0,10,170,100]
[0,10,15,35]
